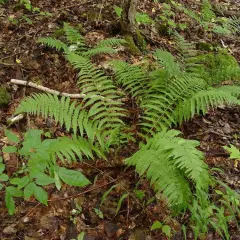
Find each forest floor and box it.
[0,0,240,239]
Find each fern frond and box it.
[140,76,207,134]
[96,38,126,48]
[227,16,240,34]
[52,135,106,162]
[111,60,150,98]
[126,129,210,209]
[63,22,85,46]
[15,93,99,144]
[201,0,216,22]
[217,85,240,98]
[154,49,182,80]
[38,37,68,52]
[83,47,117,57]
[174,89,240,123]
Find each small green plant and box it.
[151,221,172,238]
[2,129,94,215]
[224,144,240,160]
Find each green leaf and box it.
[56,167,90,187]
[151,221,163,231]
[5,191,15,215]
[0,163,5,173]
[3,146,17,153]
[134,190,145,200]
[224,145,240,159]
[54,171,62,190]
[0,156,3,163]
[34,173,55,186]
[34,185,48,205]
[5,130,20,143]
[100,184,117,206]
[77,232,85,240]
[114,5,122,17]
[6,186,23,197]
[0,173,9,181]
[162,225,171,238]
[94,208,104,219]
[115,193,128,216]
[24,182,35,200]
[10,176,29,189]
[0,183,3,190]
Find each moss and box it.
[135,29,146,51]
[124,35,141,55]
[194,51,240,85]
[51,28,65,38]
[156,23,169,36]
[0,87,10,107]
[196,42,214,51]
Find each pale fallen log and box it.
[10,79,87,99]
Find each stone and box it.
[3,224,17,235]
[104,222,119,238]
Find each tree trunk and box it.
[121,0,139,35]
[120,0,145,53]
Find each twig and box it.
[48,171,133,202]
[10,79,87,99]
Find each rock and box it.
[104,222,119,238]
[0,87,10,107]
[131,228,146,240]
[40,214,59,230]
[3,224,17,235]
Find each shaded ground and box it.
[0,0,240,239]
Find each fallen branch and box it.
[10,79,87,99]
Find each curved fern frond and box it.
[154,49,182,79]
[15,93,99,144]
[38,37,68,52]
[111,60,150,98]
[174,89,240,123]
[140,76,207,134]
[96,38,126,48]
[63,22,85,46]
[217,85,240,98]
[83,47,117,57]
[126,129,210,210]
[52,135,106,162]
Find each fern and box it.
[96,38,127,48]
[154,49,182,79]
[38,37,68,52]
[126,129,210,210]
[83,47,117,57]
[111,60,150,98]
[201,0,216,22]
[174,88,240,124]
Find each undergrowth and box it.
[1,15,240,239]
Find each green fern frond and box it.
[227,16,240,34]
[126,129,209,209]
[154,49,182,79]
[111,60,150,98]
[38,37,68,52]
[83,47,117,57]
[63,22,85,45]
[217,85,240,98]
[140,76,207,134]
[201,0,216,22]
[96,38,126,48]
[52,135,106,162]
[174,89,240,123]
[15,93,99,143]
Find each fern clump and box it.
[126,129,210,210]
